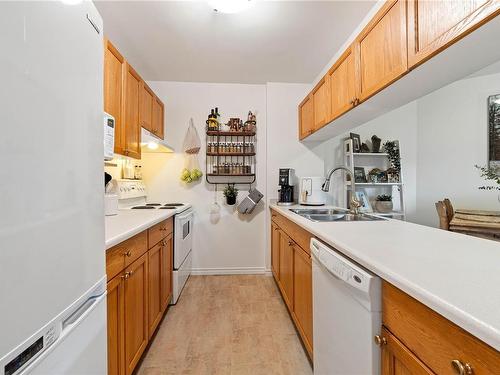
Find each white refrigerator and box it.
[0,2,107,374]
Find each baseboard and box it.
[191,267,271,276]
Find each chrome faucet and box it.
[322,166,361,215]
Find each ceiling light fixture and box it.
[61,0,83,5]
[208,0,254,14]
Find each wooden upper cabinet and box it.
[293,246,313,358]
[407,0,500,68]
[356,0,408,102]
[139,82,154,133]
[312,76,331,130]
[104,39,125,156]
[299,94,314,140]
[327,46,358,121]
[124,254,148,375]
[152,96,165,140]
[381,327,433,375]
[122,63,142,160]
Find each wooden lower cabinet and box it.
[147,242,162,338]
[124,254,148,375]
[381,282,500,374]
[107,275,124,375]
[271,210,313,360]
[107,221,174,375]
[293,246,313,357]
[271,222,280,280]
[160,234,173,312]
[381,327,433,375]
[279,230,294,310]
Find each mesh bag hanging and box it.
[180,118,203,183]
[183,118,201,154]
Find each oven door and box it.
[174,209,193,270]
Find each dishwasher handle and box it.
[310,238,379,296]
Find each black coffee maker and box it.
[278,168,295,205]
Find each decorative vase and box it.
[375,201,393,213]
[226,196,236,205]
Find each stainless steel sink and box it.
[289,208,348,215]
[289,208,385,222]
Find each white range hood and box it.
[140,128,174,153]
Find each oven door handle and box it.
[176,211,193,222]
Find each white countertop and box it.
[105,209,177,249]
[270,202,500,352]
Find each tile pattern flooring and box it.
[137,275,313,375]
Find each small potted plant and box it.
[375,194,393,213]
[223,185,238,205]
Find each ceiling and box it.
[95,1,376,84]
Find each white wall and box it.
[415,71,500,226]
[142,82,267,274]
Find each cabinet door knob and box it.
[451,360,473,375]
[121,272,130,280]
[374,335,387,346]
[288,241,293,246]
[123,250,132,257]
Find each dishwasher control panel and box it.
[310,238,374,295]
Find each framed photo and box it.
[354,191,372,212]
[353,167,367,183]
[350,133,361,153]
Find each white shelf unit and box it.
[344,139,406,220]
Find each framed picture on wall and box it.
[488,94,500,170]
[350,133,361,153]
[354,167,367,183]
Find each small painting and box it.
[354,191,372,213]
[354,167,367,183]
[350,133,361,153]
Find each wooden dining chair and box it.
[435,198,454,230]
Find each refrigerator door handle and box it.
[62,292,106,334]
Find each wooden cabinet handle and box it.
[374,335,387,346]
[451,360,473,375]
[288,241,294,247]
[123,250,132,257]
[121,272,130,280]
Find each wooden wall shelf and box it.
[206,152,256,157]
[206,131,256,136]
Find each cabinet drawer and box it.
[271,209,313,255]
[383,282,500,374]
[148,218,173,248]
[106,231,148,280]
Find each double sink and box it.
[289,208,385,222]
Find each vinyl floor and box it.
[136,275,313,375]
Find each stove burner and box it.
[131,206,156,209]
[159,206,176,209]
[146,203,162,206]
[163,203,184,207]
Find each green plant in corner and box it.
[383,141,401,172]
[376,194,392,201]
[223,184,238,205]
[475,164,500,190]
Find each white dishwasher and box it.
[311,238,382,375]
